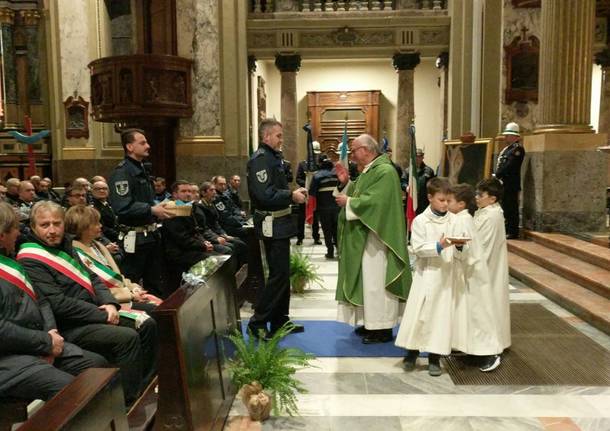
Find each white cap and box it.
[502,122,520,136]
[312,141,321,153]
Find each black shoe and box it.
[362,329,393,344]
[403,350,419,371]
[428,353,442,376]
[354,326,366,336]
[270,321,305,335]
[313,239,322,245]
[325,253,334,259]
[479,355,501,372]
[296,239,303,245]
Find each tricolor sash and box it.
[0,254,37,300]
[17,242,95,297]
[74,247,123,290]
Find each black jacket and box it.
[108,157,156,228]
[197,200,227,237]
[247,144,296,239]
[19,234,119,332]
[161,210,210,272]
[495,141,525,192]
[93,198,120,242]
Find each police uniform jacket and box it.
[19,234,119,332]
[495,141,525,192]
[161,209,209,271]
[197,200,227,237]
[213,193,245,232]
[309,168,339,211]
[247,143,296,239]
[108,157,156,230]
[227,188,243,210]
[192,203,222,242]
[93,198,120,242]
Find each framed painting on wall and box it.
[441,138,494,186]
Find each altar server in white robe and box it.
[473,178,511,350]
[448,183,502,372]
[396,177,460,377]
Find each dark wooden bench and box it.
[0,398,28,431]
[16,368,128,431]
[152,255,240,431]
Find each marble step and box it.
[524,231,610,271]
[507,239,610,299]
[508,252,610,335]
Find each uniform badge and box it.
[515,150,521,156]
[115,180,129,196]
[256,169,268,183]
[215,202,225,211]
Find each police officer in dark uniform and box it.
[403,148,436,215]
[495,122,525,239]
[212,176,247,239]
[108,129,175,298]
[247,119,308,338]
[295,145,321,246]
[309,155,340,259]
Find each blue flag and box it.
[381,135,389,153]
[339,121,348,168]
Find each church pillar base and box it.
[522,133,608,233]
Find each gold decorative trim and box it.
[524,132,607,152]
[62,147,96,160]
[533,124,594,134]
[19,10,41,26]
[176,136,225,145]
[0,8,15,25]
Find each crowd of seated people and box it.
[0,172,248,408]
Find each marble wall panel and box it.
[176,155,249,187]
[53,158,120,185]
[522,150,607,232]
[177,0,221,138]
[24,25,40,102]
[2,23,17,103]
[501,0,541,132]
[57,1,91,100]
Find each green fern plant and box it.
[226,324,315,416]
[290,251,323,294]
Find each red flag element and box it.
[305,195,317,225]
[406,125,418,231]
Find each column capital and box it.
[0,8,15,25]
[595,48,610,68]
[392,52,420,71]
[248,55,257,74]
[19,9,41,26]
[436,51,449,69]
[275,54,301,73]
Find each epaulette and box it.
[117,160,126,167]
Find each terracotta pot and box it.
[291,277,306,294]
[239,382,272,422]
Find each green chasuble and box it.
[335,154,412,306]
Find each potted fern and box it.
[290,250,323,294]
[227,324,315,421]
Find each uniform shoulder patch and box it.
[256,169,268,183]
[515,150,521,156]
[215,202,225,211]
[115,180,129,196]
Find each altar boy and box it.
[448,183,502,372]
[473,178,511,351]
[395,177,460,377]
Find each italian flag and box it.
[406,124,418,231]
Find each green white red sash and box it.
[74,247,123,290]
[17,242,95,298]
[0,254,37,300]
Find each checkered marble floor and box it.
[226,235,610,431]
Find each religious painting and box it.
[257,76,267,121]
[505,30,540,104]
[63,95,89,139]
[441,138,494,187]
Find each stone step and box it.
[508,252,610,335]
[524,231,610,271]
[508,239,610,299]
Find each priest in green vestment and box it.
[334,134,412,344]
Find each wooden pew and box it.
[0,398,28,431]
[16,368,128,431]
[153,256,240,431]
[236,226,264,307]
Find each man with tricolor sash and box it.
[0,202,108,401]
[18,201,158,405]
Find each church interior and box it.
[1,0,609,430]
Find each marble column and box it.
[595,49,610,145]
[535,0,595,134]
[522,0,607,233]
[275,53,301,176]
[393,52,420,169]
[436,52,449,140]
